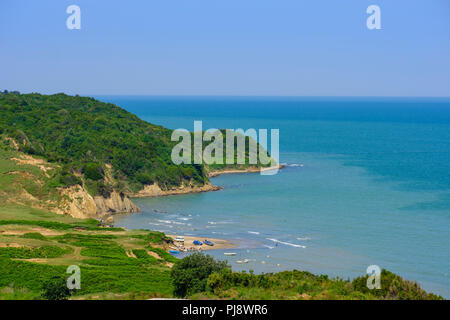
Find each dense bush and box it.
[200,268,444,300]
[351,269,442,300]
[59,172,82,187]
[42,276,70,300]
[82,162,104,181]
[41,276,71,300]
[171,252,229,297]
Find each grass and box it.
[0,217,176,299]
[0,155,177,300]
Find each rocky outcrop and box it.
[131,182,221,198]
[94,191,140,215]
[60,186,139,219]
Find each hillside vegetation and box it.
[0,92,206,196]
[0,92,270,199]
[172,252,442,300]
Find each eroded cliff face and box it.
[94,191,139,216]
[60,186,140,219]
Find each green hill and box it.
[0,92,271,200]
[0,92,208,195]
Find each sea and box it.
[96,96,450,298]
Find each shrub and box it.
[171,252,229,297]
[21,232,47,240]
[135,172,154,185]
[41,276,71,300]
[59,172,82,187]
[351,269,443,300]
[83,162,104,181]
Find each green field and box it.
[0,202,176,300]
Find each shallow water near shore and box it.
[103,96,450,298]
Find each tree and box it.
[41,276,71,300]
[171,252,229,297]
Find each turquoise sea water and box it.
[97,96,450,297]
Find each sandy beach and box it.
[167,234,238,251]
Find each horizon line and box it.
[4,90,450,99]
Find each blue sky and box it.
[1,0,449,96]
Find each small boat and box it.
[175,236,185,242]
[168,250,180,254]
[236,259,249,264]
[193,240,203,245]
[203,240,214,246]
[223,252,236,256]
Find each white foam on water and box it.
[157,219,173,224]
[248,231,260,235]
[208,221,233,225]
[283,163,304,167]
[266,238,306,248]
[156,219,186,225]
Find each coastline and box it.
[208,165,285,178]
[129,165,284,199]
[130,183,222,199]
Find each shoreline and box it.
[130,183,222,199]
[208,165,285,178]
[129,165,284,200]
[167,234,238,251]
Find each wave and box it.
[266,238,306,248]
[263,245,275,249]
[156,219,172,224]
[296,237,311,241]
[248,231,260,235]
[281,163,304,168]
[156,219,186,226]
[207,221,233,225]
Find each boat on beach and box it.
[204,240,214,246]
[193,240,203,245]
[168,250,180,254]
[175,236,185,242]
